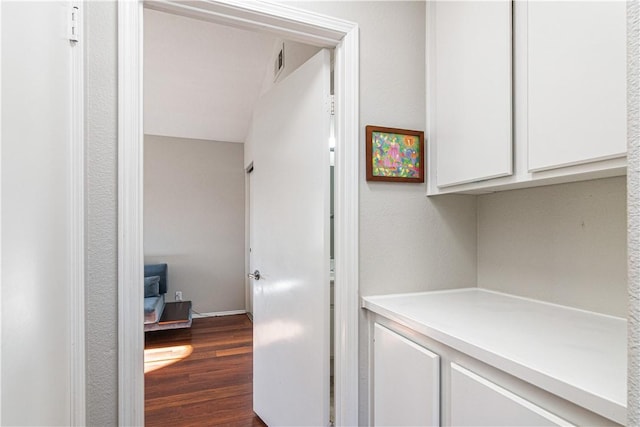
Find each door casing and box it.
[118,1,360,425]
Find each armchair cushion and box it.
[144,263,168,295]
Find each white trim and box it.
[628,0,640,424]
[0,0,3,422]
[333,28,360,427]
[192,309,247,318]
[69,1,85,425]
[118,1,145,426]
[119,2,359,426]
[144,0,353,47]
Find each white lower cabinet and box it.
[366,291,625,426]
[371,324,582,427]
[373,323,440,426]
[450,364,572,427]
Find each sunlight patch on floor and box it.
[144,345,193,374]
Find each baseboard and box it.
[192,309,247,318]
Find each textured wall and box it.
[628,1,639,424]
[85,1,119,424]
[478,177,627,317]
[144,135,246,313]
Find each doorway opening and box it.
[140,4,339,426]
[118,2,359,425]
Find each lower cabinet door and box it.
[373,323,440,426]
[450,363,573,426]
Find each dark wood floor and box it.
[145,315,268,426]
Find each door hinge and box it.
[69,5,79,43]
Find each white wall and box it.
[478,177,627,317]
[144,135,246,313]
[1,2,72,424]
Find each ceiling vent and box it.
[274,43,285,81]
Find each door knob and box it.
[248,270,261,280]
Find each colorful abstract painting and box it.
[366,126,424,182]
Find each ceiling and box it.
[143,8,277,143]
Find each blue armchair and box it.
[144,263,167,329]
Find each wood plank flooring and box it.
[145,315,267,426]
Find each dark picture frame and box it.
[365,125,425,182]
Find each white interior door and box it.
[248,49,331,426]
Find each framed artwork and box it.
[365,125,425,182]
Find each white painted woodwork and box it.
[119,2,360,425]
[431,0,512,187]
[527,1,626,172]
[1,1,80,424]
[118,1,145,425]
[69,3,86,424]
[331,25,360,427]
[373,323,439,426]
[427,1,627,195]
[362,289,627,424]
[450,363,572,426]
[248,49,331,426]
[1,4,3,421]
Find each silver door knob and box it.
[248,270,261,280]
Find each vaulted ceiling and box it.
[144,8,277,143]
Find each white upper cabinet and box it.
[527,1,627,172]
[428,1,627,195]
[430,1,513,188]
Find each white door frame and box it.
[118,1,359,425]
[70,2,86,424]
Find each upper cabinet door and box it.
[431,0,513,188]
[527,1,627,172]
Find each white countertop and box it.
[362,288,627,424]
